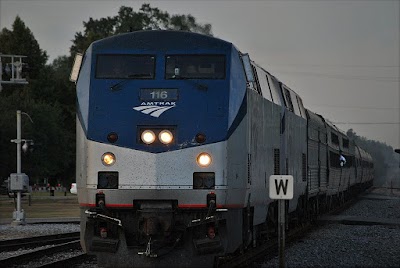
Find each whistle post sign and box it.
[269,175,294,200]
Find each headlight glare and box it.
[102,152,116,166]
[197,152,212,167]
[141,130,156,144]
[159,130,173,144]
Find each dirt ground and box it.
[0,193,79,220]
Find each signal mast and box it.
[0,54,28,92]
[1,53,31,225]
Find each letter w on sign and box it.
[269,175,294,200]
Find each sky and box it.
[1,0,399,149]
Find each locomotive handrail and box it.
[85,210,122,227]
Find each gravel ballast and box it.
[261,189,400,267]
[0,223,80,241]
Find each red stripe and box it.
[178,204,207,208]
[80,203,244,209]
[178,204,244,209]
[79,203,133,208]
[80,203,96,207]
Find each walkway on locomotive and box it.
[76,31,248,154]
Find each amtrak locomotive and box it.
[72,31,373,267]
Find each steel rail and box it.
[0,232,80,252]
[38,252,95,268]
[0,240,81,267]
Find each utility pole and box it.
[395,149,400,192]
[1,53,31,225]
[15,111,25,225]
[10,111,33,225]
[0,55,2,92]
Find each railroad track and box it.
[0,232,80,252]
[0,233,94,267]
[0,192,366,267]
[38,252,95,268]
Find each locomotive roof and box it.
[324,118,346,135]
[90,30,233,52]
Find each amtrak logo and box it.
[133,102,176,118]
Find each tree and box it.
[0,17,73,186]
[0,16,48,80]
[71,4,213,55]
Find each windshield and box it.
[165,55,225,79]
[96,54,155,79]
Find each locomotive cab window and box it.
[331,132,339,145]
[279,85,294,112]
[165,55,225,79]
[96,54,155,79]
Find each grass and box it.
[0,191,80,219]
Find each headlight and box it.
[141,130,156,144]
[102,152,116,166]
[197,152,212,167]
[159,130,173,144]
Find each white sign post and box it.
[269,175,294,268]
[269,175,294,200]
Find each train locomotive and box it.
[72,30,374,267]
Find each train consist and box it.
[72,31,373,267]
